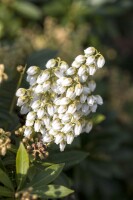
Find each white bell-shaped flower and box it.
[27,66,39,76]
[24,127,33,138]
[84,47,96,56]
[75,55,85,64]
[46,59,56,69]
[74,122,82,136]
[97,55,105,68]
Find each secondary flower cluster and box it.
[16,47,105,151]
[0,128,11,156]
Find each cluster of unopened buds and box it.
[0,128,11,156]
[16,47,105,151]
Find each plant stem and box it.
[9,65,27,114]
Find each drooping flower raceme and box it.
[16,47,105,151]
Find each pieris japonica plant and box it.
[16,47,105,151]
[0,47,105,200]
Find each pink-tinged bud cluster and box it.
[16,47,105,151]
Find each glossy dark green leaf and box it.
[32,184,74,198]
[0,186,14,197]
[26,49,57,69]
[16,143,29,190]
[0,168,14,191]
[47,151,89,169]
[27,164,64,188]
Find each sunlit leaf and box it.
[32,184,74,198]
[16,143,29,190]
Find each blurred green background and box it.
[0,0,133,199]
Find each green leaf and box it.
[46,151,89,169]
[0,168,14,191]
[16,143,29,190]
[0,186,14,197]
[32,184,74,198]
[27,164,64,188]
[12,1,42,20]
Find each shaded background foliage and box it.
[0,0,133,199]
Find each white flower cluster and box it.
[16,47,105,151]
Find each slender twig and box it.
[9,65,27,114]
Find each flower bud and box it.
[79,73,88,82]
[26,120,34,127]
[80,94,87,103]
[66,134,74,144]
[66,67,76,75]
[74,122,82,136]
[88,65,97,76]
[20,105,30,114]
[67,103,77,114]
[71,61,81,68]
[55,134,63,144]
[54,69,63,78]
[59,97,71,105]
[86,56,95,66]
[47,104,54,116]
[57,77,72,87]
[85,121,93,133]
[16,88,26,97]
[58,105,67,114]
[61,113,72,123]
[83,86,91,95]
[31,100,41,110]
[52,119,62,130]
[60,61,69,71]
[78,65,86,76]
[27,111,36,121]
[37,70,50,84]
[97,55,105,68]
[34,84,44,94]
[24,127,32,137]
[88,80,96,92]
[82,103,89,113]
[95,95,103,105]
[42,135,52,143]
[42,81,51,91]
[61,123,72,133]
[90,104,97,112]
[84,47,96,56]
[27,66,39,75]
[37,108,45,119]
[43,116,50,128]
[34,120,41,132]
[46,59,56,68]
[87,96,95,106]
[17,96,28,107]
[66,87,76,99]
[75,55,85,64]
[59,141,66,151]
[75,83,83,96]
